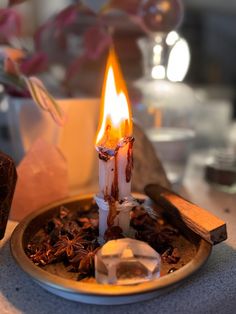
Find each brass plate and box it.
[10,194,212,305]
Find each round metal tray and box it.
[11,194,212,305]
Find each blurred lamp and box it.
[151,31,190,82]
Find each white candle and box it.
[98,140,133,200]
[95,49,135,238]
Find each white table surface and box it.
[1,161,236,314]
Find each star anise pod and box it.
[66,247,88,272]
[76,217,99,241]
[44,217,63,234]
[59,206,70,220]
[136,229,172,253]
[130,206,156,230]
[69,238,100,261]
[67,245,100,276]
[53,234,89,258]
[77,217,98,231]
[29,242,55,266]
[26,231,51,255]
[78,217,93,229]
[61,220,81,238]
[26,242,41,256]
[77,246,100,277]
[43,218,64,245]
[30,229,50,243]
[68,247,88,264]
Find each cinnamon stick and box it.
[145,184,227,245]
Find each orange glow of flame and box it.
[95,48,133,150]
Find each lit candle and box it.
[95,48,135,238]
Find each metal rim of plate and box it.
[10,194,212,305]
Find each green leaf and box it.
[0,72,25,90]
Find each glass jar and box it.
[132,34,196,186]
[133,34,196,130]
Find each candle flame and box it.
[96,48,133,151]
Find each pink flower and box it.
[64,55,87,83]
[0,9,21,41]
[65,25,112,82]
[83,26,112,60]
[20,52,48,76]
[34,5,78,50]
[54,4,78,29]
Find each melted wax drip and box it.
[111,154,119,201]
[107,197,118,228]
[98,152,110,162]
[98,137,134,229]
[126,137,134,183]
[107,154,119,227]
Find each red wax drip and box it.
[111,154,119,201]
[126,138,134,183]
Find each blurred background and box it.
[4,0,235,96]
[1,0,236,191]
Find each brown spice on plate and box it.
[26,201,181,281]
